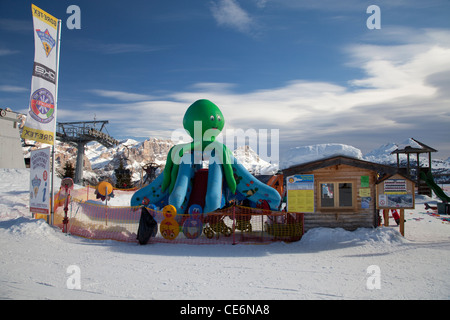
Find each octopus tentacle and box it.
[162,141,202,194]
[204,152,223,213]
[168,153,194,214]
[204,141,236,194]
[161,147,174,193]
[222,144,236,194]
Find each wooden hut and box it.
[283,155,397,232]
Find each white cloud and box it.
[85,28,450,158]
[0,49,19,56]
[210,0,259,35]
[72,39,170,55]
[253,0,268,9]
[0,18,30,34]
[89,89,154,102]
[94,43,168,55]
[0,85,27,93]
[275,0,443,12]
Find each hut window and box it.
[339,183,353,207]
[321,183,335,207]
[320,181,354,209]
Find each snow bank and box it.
[301,227,407,247]
[280,143,363,169]
[1,217,58,239]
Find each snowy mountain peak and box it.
[363,142,398,163]
[233,145,278,175]
[120,138,139,147]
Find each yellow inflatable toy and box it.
[95,181,114,201]
[160,205,179,240]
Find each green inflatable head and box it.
[183,99,225,142]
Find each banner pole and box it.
[50,19,62,226]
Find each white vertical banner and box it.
[30,147,51,214]
[21,4,61,145]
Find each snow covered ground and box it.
[1,168,450,300]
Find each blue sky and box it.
[1,0,450,159]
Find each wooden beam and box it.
[417,152,420,185]
[429,152,432,170]
[399,209,405,236]
[383,209,389,227]
[407,153,410,176]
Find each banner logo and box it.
[36,28,56,57]
[30,88,55,124]
[33,62,56,84]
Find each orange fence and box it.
[53,188,303,245]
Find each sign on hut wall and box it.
[286,175,315,213]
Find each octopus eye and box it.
[210,115,215,121]
[217,115,221,121]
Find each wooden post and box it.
[383,209,389,226]
[428,152,432,171]
[416,152,420,187]
[105,186,108,226]
[407,154,410,177]
[399,209,405,236]
[232,205,236,245]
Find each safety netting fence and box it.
[53,187,304,245]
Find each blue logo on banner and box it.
[36,29,56,57]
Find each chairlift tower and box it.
[56,120,119,184]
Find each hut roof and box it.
[282,155,398,176]
[391,138,437,155]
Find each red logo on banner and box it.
[30,88,55,124]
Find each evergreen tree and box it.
[63,162,75,179]
[115,159,132,189]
